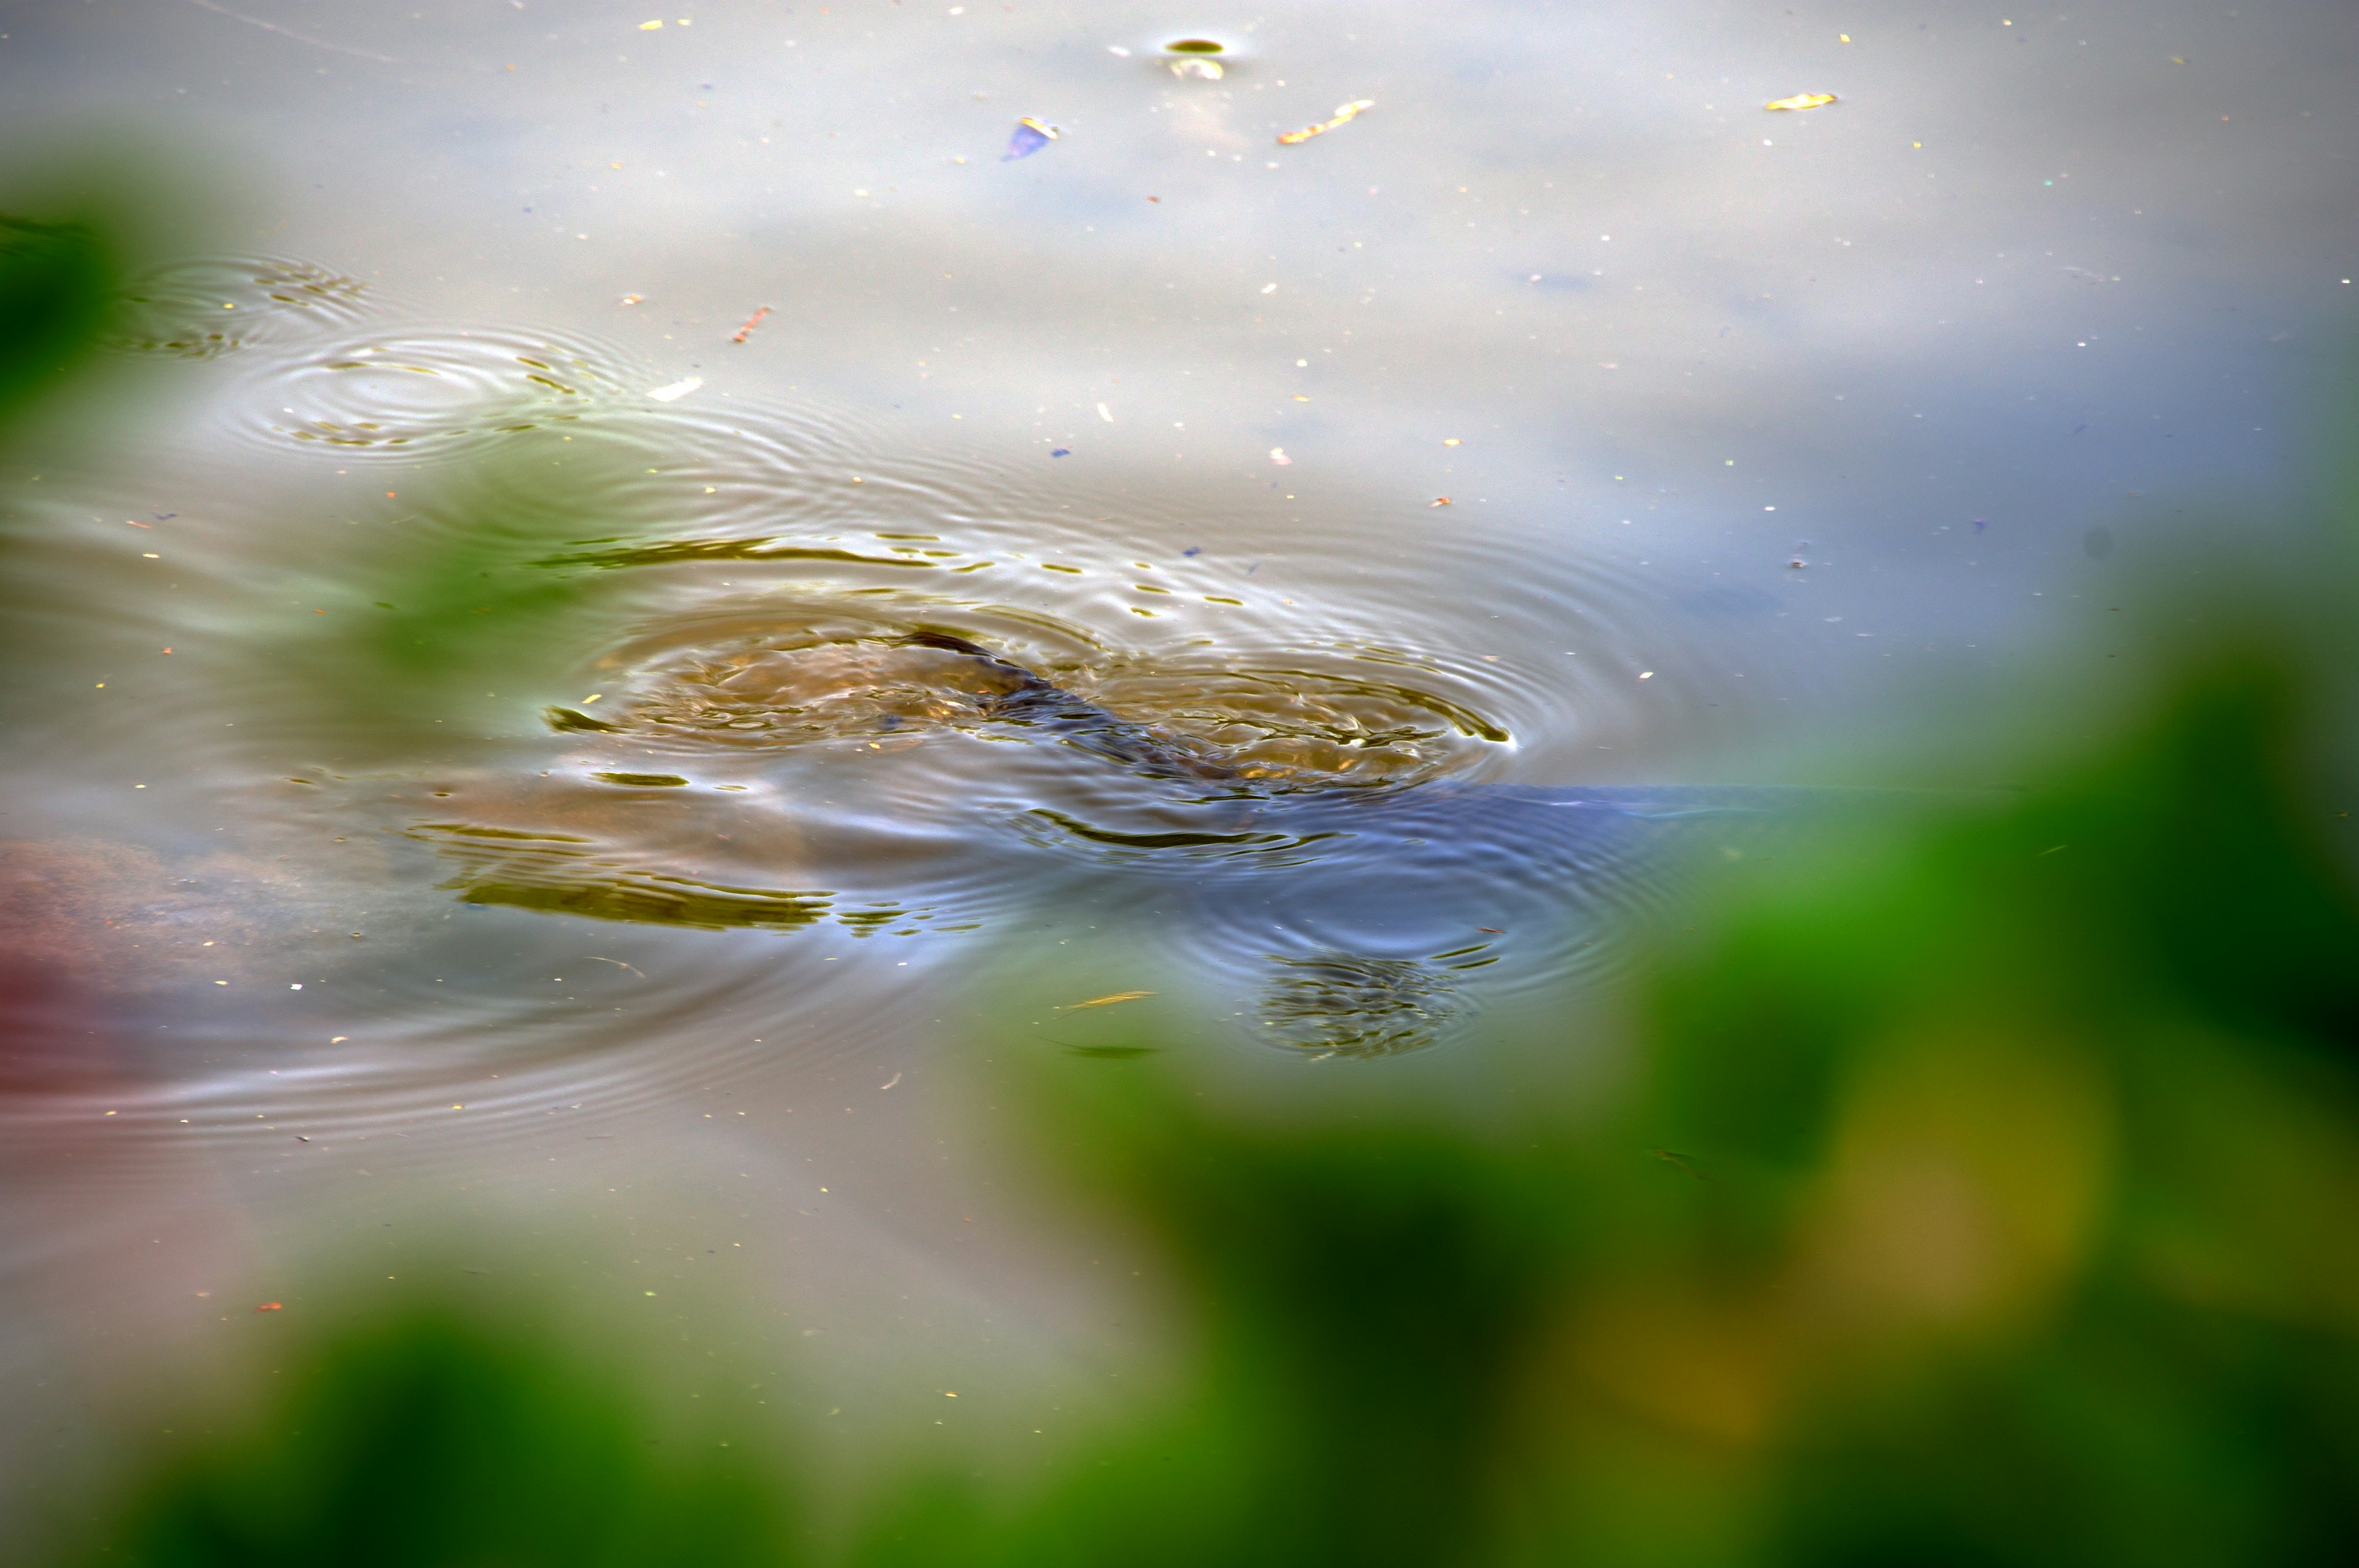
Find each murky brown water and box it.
[2,0,2353,1535]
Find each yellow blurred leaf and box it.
[1765,93,1838,111]
[1058,991,1157,1010]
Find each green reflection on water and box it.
[539,537,944,571]
[416,823,832,930]
[0,213,115,427]
[69,1305,800,1568]
[18,161,2359,1568]
[448,873,832,929]
[64,610,2359,1568]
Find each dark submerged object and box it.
[883,633,1859,1010]
[893,629,1836,825]
[896,629,1253,784]
[485,631,1875,1055]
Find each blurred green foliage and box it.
[82,1309,801,1568]
[15,162,2355,1568]
[0,209,118,431]
[62,633,2359,1566]
[863,677,2358,1568]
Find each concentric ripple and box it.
[227,326,646,460]
[106,254,374,360]
[1258,953,1468,1058]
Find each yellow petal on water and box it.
[1765,92,1838,111]
[1057,990,1157,1010]
[639,19,663,29]
[1277,99,1374,145]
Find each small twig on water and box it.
[184,0,397,62]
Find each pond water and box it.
[1,0,2352,1531]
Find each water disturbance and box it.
[2,0,2348,1528]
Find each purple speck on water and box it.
[1181,546,1202,557]
[1050,448,1070,458]
[1972,518,1987,532]
[1003,119,1055,161]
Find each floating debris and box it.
[1765,92,1837,111]
[1058,990,1157,1011]
[1269,447,1292,466]
[1277,99,1374,145]
[646,376,702,402]
[731,305,772,343]
[1003,117,1060,161]
[1431,497,1452,507]
[1165,39,1224,78]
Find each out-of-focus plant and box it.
[72,1305,805,1568]
[840,637,2357,1568]
[0,147,217,440]
[0,209,117,428]
[52,626,2359,1568]
[20,163,2359,1563]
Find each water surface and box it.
[2,0,2353,1532]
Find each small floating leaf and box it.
[1058,991,1157,1010]
[1764,92,1837,111]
